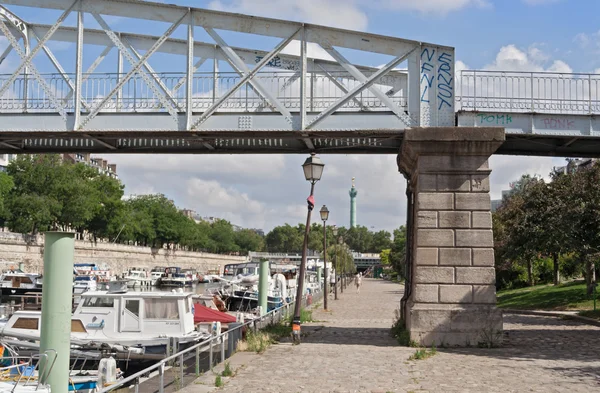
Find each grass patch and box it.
[390,310,418,347]
[300,309,313,323]
[497,281,595,310]
[215,375,223,388]
[239,322,293,353]
[408,345,437,361]
[578,310,600,320]
[221,361,233,377]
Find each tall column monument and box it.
[349,177,358,228]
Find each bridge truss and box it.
[0,0,455,154]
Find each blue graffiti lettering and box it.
[420,48,435,103]
[436,51,453,110]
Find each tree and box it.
[389,226,407,277]
[210,219,239,254]
[0,172,14,225]
[380,249,391,265]
[265,224,303,253]
[344,225,373,252]
[371,230,393,253]
[235,229,264,255]
[6,155,64,234]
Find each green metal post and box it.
[258,259,269,316]
[40,232,75,393]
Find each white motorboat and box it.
[149,266,168,286]
[160,267,194,287]
[123,268,152,287]
[73,275,98,294]
[0,270,42,296]
[0,288,211,354]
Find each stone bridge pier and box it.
[398,127,505,347]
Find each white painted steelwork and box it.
[0,0,454,142]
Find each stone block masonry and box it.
[0,231,246,274]
[398,127,505,347]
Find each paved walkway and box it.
[193,279,600,392]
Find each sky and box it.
[3,0,599,233]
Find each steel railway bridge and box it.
[0,0,599,157]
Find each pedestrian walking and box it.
[355,272,362,293]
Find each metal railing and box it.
[458,70,600,115]
[0,71,407,114]
[99,289,323,393]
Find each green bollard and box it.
[40,232,75,393]
[258,260,269,316]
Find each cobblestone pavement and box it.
[212,279,600,393]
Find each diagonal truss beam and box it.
[0,0,76,103]
[204,27,298,120]
[316,63,367,110]
[124,38,180,110]
[28,27,91,111]
[171,57,206,96]
[306,47,417,130]
[0,18,68,120]
[79,9,187,129]
[62,44,113,104]
[190,27,300,130]
[317,40,416,126]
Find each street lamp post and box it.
[320,206,329,311]
[333,227,338,301]
[292,153,325,345]
[339,235,344,294]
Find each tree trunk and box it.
[586,259,596,295]
[553,253,560,285]
[527,259,534,286]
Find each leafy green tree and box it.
[389,226,407,277]
[344,225,373,252]
[0,172,14,225]
[380,249,391,265]
[210,219,239,254]
[235,229,264,255]
[6,155,64,234]
[265,224,303,253]
[371,230,393,253]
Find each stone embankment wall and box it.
[0,231,247,275]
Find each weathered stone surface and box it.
[439,211,470,228]
[414,284,439,303]
[417,193,454,210]
[417,229,454,247]
[417,155,490,172]
[456,267,496,284]
[455,193,491,211]
[416,247,438,265]
[455,229,494,247]
[473,248,495,266]
[440,285,473,303]
[473,285,497,304]
[419,174,437,191]
[0,231,245,274]
[472,211,492,228]
[415,266,455,284]
[437,174,471,192]
[417,211,437,228]
[439,248,471,266]
[471,174,491,192]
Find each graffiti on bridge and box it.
[476,113,512,125]
[542,117,575,130]
[420,47,454,110]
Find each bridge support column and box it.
[398,127,505,347]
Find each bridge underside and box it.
[1,124,599,156]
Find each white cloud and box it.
[208,0,369,30]
[481,44,571,73]
[369,0,490,14]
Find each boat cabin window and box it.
[71,319,86,333]
[74,276,93,282]
[144,298,179,319]
[125,299,140,317]
[82,297,115,308]
[13,317,39,330]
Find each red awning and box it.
[194,303,236,324]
